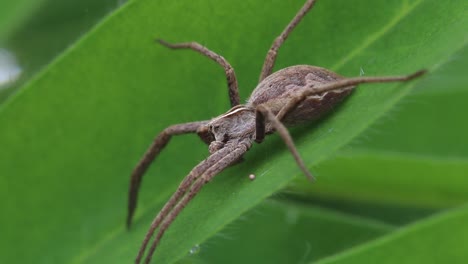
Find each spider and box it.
[127,0,425,263]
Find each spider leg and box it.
[255,105,315,181]
[157,39,240,107]
[134,140,250,263]
[277,70,427,121]
[128,121,208,228]
[259,0,318,82]
[141,139,252,264]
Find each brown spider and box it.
[127,0,426,263]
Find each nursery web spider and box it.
[128,0,426,263]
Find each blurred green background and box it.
[0,0,467,263]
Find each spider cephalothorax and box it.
[127,0,425,263]
[208,106,256,145]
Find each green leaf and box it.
[349,42,468,157]
[315,204,468,264]
[195,200,393,264]
[288,150,468,208]
[286,44,468,218]
[0,0,466,264]
[0,0,46,42]
[0,0,123,102]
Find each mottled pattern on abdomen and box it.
[247,65,355,126]
[282,88,353,125]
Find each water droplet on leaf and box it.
[189,244,200,255]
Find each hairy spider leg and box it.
[255,105,315,181]
[128,121,207,228]
[259,0,318,82]
[135,139,252,264]
[134,146,232,263]
[157,39,241,107]
[276,70,427,120]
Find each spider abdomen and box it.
[247,65,355,125]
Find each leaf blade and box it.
[0,0,466,263]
